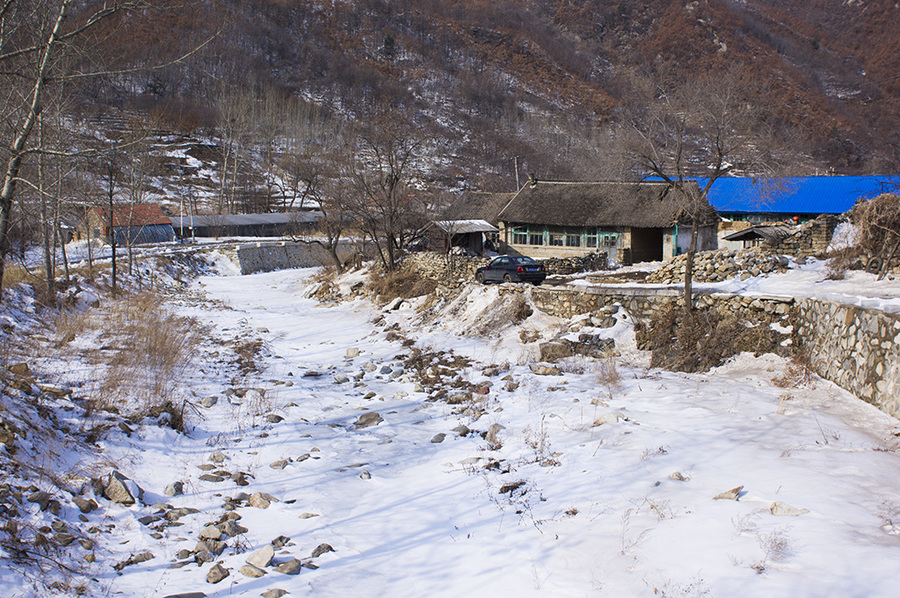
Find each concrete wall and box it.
[221,241,357,275]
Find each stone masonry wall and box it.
[532,285,900,419]
[794,299,900,416]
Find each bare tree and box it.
[624,69,783,315]
[0,0,213,296]
[348,114,427,271]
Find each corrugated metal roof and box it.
[706,176,900,215]
[171,212,321,227]
[432,219,499,234]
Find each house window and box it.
[585,234,598,248]
[512,226,527,245]
[599,233,618,247]
[548,233,563,246]
[528,231,544,245]
[565,231,581,247]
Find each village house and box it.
[495,179,717,265]
[78,204,175,245]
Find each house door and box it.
[630,228,664,263]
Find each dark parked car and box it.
[475,255,546,285]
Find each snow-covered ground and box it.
[4,258,900,597]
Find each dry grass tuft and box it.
[772,352,816,388]
[367,268,438,301]
[83,292,202,429]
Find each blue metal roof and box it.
[704,176,900,215]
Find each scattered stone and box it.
[232,472,250,486]
[27,491,51,511]
[385,297,404,311]
[199,525,223,540]
[267,414,285,424]
[220,520,248,536]
[769,501,809,516]
[270,460,289,470]
[669,472,688,481]
[310,543,335,558]
[195,539,226,556]
[354,412,383,429]
[199,474,225,483]
[246,544,275,569]
[274,559,303,575]
[103,471,143,506]
[430,433,446,444]
[162,593,206,598]
[114,551,154,572]
[485,423,505,446]
[54,533,76,546]
[210,451,227,463]
[261,590,288,598]
[713,486,744,501]
[206,564,230,584]
[8,363,30,377]
[346,348,360,359]
[249,492,278,509]
[299,512,319,519]
[592,412,626,427]
[138,515,161,526]
[176,549,193,560]
[240,563,267,578]
[197,463,217,471]
[539,341,574,363]
[164,482,184,497]
[333,374,350,384]
[272,535,291,548]
[360,470,372,480]
[379,365,393,375]
[529,364,562,376]
[473,383,491,395]
[452,425,470,436]
[200,396,218,408]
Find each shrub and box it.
[637,305,781,373]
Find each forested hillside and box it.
[2,0,899,271]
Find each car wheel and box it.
[503,274,512,283]
[532,280,542,286]
[475,271,485,284]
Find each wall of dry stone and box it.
[647,248,789,284]
[532,284,900,419]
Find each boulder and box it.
[206,564,229,584]
[274,558,303,575]
[103,471,143,506]
[539,341,574,363]
[246,544,275,569]
[354,412,383,429]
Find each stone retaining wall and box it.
[532,285,900,419]
[794,299,900,416]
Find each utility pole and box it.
[514,156,520,191]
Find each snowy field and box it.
[28,262,892,598]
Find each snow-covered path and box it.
[91,267,900,598]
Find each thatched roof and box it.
[444,191,515,226]
[498,180,714,228]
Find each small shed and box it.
[722,224,794,249]
[425,219,499,255]
[79,204,175,245]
